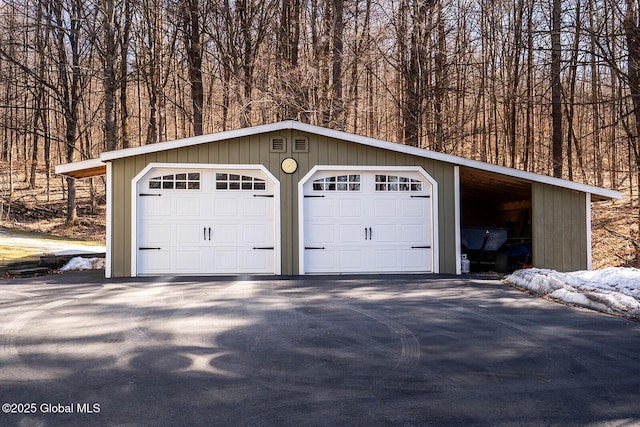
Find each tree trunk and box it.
[551,0,563,178]
[331,0,344,128]
[181,0,204,136]
[623,0,640,267]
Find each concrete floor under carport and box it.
[459,167,533,273]
[1,271,639,426]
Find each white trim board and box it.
[105,162,113,278]
[96,120,620,201]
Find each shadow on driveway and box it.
[1,272,639,426]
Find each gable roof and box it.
[56,120,621,200]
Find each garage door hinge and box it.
[139,247,162,250]
[305,246,325,250]
[304,195,325,198]
[139,193,162,197]
[253,194,274,198]
[411,245,431,249]
[410,195,430,198]
[253,246,274,250]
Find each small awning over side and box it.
[55,158,107,179]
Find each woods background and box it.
[0,0,638,266]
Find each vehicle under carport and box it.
[459,167,532,273]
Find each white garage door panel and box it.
[176,224,202,243]
[214,199,238,216]
[340,199,361,216]
[373,224,397,242]
[243,198,269,216]
[339,224,362,243]
[137,167,276,275]
[308,224,335,244]
[403,249,432,269]
[176,250,201,270]
[306,249,335,271]
[243,224,270,243]
[374,199,397,217]
[143,197,171,216]
[176,198,200,216]
[402,199,425,217]
[304,170,434,274]
[401,224,429,243]
[308,199,335,217]
[139,223,172,244]
[139,250,172,273]
[339,249,364,269]
[214,224,238,243]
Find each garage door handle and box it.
[253,247,274,250]
[204,227,212,240]
[369,227,372,240]
[305,247,325,250]
[254,194,274,198]
[139,193,161,197]
[364,227,368,240]
[411,195,430,198]
[139,247,161,250]
[411,245,431,249]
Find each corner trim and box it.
[105,162,113,278]
[454,166,461,275]
[586,193,592,270]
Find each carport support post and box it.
[586,192,592,270]
[105,162,112,278]
[454,166,461,275]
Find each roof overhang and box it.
[55,120,622,201]
[55,158,107,179]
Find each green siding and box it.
[109,130,458,276]
[532,183,588,271]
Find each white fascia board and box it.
[98,120,621,200]
[292,122,622,200]
[55,158,106,176]
[100,122,294,161]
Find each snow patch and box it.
[504,267,640,320]
[60,257,105,272]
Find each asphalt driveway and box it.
[1,272,639,426]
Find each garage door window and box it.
[149,173,200,190]
[312,175,361,191]
[375,175,422,192]
[216,173,266,191]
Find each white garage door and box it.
[302,169,434,274]
[136,167,276,275]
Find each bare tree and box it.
[179,0,204,136]
[623,0,640,265]
[551,0,563,178]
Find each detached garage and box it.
[56,120,621,278]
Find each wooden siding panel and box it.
[219,140,230,163]
[197,144,209,163]
[532,184,587,271]
[110,160,126,277]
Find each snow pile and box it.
[504,267,640,320]
[59,256,105,272]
